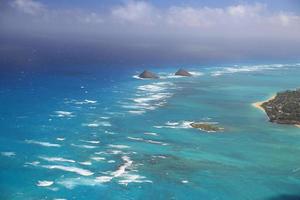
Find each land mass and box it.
[190,122,223,132]
[253,89,300,126]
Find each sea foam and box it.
[36,180,54,187]
[39,156,75,163]
[25,140,61,147]
[42,165,94,176]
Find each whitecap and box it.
[1,152,16,157]
[132,75,143,80]
[95,176,113,183]
[79,161,92,166]
[36,180,54,187]
[24,161,40,167]
[90,156,105,161]
[39,156,75,163]
[74,99,97,105]
[25,140,61,147]
[100,116,110,119]
[118,174,152,185]
[80,140,100,144]
[154,121,193,129]
[144,132,158,136]
[211,63,298,76]
[82,121,111,127]
[42,165,94,176]
[56,137,65,141]
[54,111,74,118]
[127,137,168,146]
[82,123,100,127]
[71,144,97,149]
[111,156,133,177]
[128,110,146,115]
[108,144,130,149]
[58,177,97,189]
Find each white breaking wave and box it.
[36,180,54,187]
[108,144,130,149]
[1,152,16,157]
[127,137,169,146]
[111,156,133,177]
[211,63,300,76]
[25,140,61,147]
[128,110,146,115]
[137,84,166,92]
[39,156,75,163]
[80,140,100,144]
[82,121,111,127]
[79,161,92,166]
[56,137,65,141]
[54,111,75,118]
[71,144,97,149]
[122,81,176,115]
[65,99,97,105]
[58,156,151,188]
[58,177,99,189]
[42,165,94,176]
[154,121,194,129]
[144,132,158,136]
[82,123,100,127]
[90,156,106,161]
[95,176,113,183]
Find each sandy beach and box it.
[252,95,300,128]
[251,95,276,112]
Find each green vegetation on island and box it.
[260,89,300,126]
[190,122,223,132]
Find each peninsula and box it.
[253,89,300,126]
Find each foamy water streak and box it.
[39,156,75,163]
[42,165,94,176]
[108,144,130,149]
[154,121,194,129]
[211,63,300,76]
[127,137,169,146]
[71,144,97,149]
[123,81,176,114]
[54,111,75,117]
[25,140,61,147]
[37,180,54,187]
[1,152,16,157]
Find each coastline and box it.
[251,95,276,112]
[252,95,300,128]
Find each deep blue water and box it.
[1,63,300,200]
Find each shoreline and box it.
[252,94,300,128]
[251,95,276,112]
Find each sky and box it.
[0,0,300,70]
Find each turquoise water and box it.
[1,63,300,200]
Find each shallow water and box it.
[1,63,300,200]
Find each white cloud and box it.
[111,1,159,24]
[2,1,300,62]
[11,0,45,15]
[227,3,265,17]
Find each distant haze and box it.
[1,0,300,69]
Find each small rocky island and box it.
[175,69,192,76]
[139,70,159,79]
[190,122,223,132]
[260,89,300,126]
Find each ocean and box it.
[1,63,300,200]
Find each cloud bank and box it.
[1,0,300,67]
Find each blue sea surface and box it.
[1,63,300,200]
